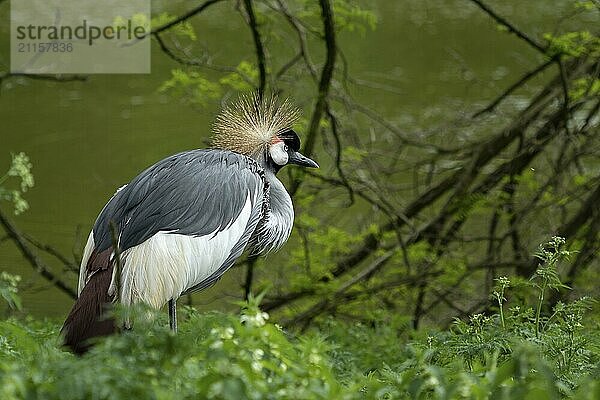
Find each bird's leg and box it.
[168,298,177,333]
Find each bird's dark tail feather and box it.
[61,257,116,354]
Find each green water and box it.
[0,0,581,317]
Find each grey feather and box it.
[92,149,266,256]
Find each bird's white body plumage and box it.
[79,192,255,309]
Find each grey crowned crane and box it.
[61,94,318,353]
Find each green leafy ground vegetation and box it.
[1,237,599,399]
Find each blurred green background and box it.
[0,0,592,317]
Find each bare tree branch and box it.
[289,0,336,196]
[472,57,555,118]
[304,0,336,156]
[0,73,87,85]
[283,250,397,327]
[0,208,76,299]
[265,60,590,315]
[242,0,267,95]
[324,105,354,205]
[274,0,319,81]
[151,0,227,35]
[22,234,79,274]
[467,0,547,55]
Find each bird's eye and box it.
[284,144,289,151]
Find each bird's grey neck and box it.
[250,169,294,254]
[265,170,293,223]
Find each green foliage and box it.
[287,220,363,291]
[544,31,600,58]
[0,273,21,311]
[298,0,377,35]
[321,314,413,382]
[159,61,262,106]
[570,77,600,100]
[332,0,377,35]
[343,146,368,164]
[116,12,197,40]
[1,239,599,399]
[158,69,222,106]
[0,152,34,215]
[219,61,260,92]
[423,238,598,391]
[0,300,355,400]
[574,0,598,10]
[315,237,599,398]
[152,13,197,40]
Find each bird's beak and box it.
[289,151,319,168]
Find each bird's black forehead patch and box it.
[279,129,301,151]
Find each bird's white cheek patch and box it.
[269,142,288,165]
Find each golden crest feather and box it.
[211,93,300,157]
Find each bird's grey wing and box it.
[83,150,267,289]
[92,149,264,250]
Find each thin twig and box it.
[557,57,572,133]
[0,73,87,85]
[151,0,227,35]
[285,250,395,328]
[153,33,242,78]
[301,0,336,157]
[289,0,336,196]
[274,0,318,81]
[472,57,555,118]
[22,233,79,274]
[153,33,205,67]
[325,105,354,205]
[331,93,461,153]
[467,0,546,55]
[276,52,303,79]
[242,0,267,95]
[0,208,76,299]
